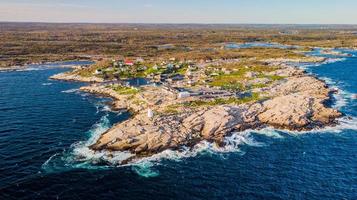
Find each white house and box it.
[178,92,190,99]
[153,65,159,70]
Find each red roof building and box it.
[124,60,134,66]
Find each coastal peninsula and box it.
[51,46,342,164]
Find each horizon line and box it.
[1,21,357,26]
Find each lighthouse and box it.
[147,108,154,119]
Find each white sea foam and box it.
[319,76,354,110]
[64,116,267,176]
[324,57,346,64]
[128,133,261,177]
[251,128,284,139]
[41,153,60,171]
[42,83,53,86]
[63,112,357,177]
[278,116,357,135]
[93,103,112,113]
[133,116,357,168]
[68,115,134,167]
[131,161,160,177]
[61,88,79,93]
[336,117,357,131]
[296,57,346,69]
[332,89,354,109]
[101,105,112,112]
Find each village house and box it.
[153,65,159,70]
[124,59,134,66]
[112,59,124,68]
[136,57,144,63]
[94,69,102,75]
[178,91,190,99]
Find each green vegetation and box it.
[182,92,261,107]
[75,60,189,80]
[256,73,285,81]
[175,63,190,75]
[162,104,181,114]
[250,83,268,89]
[132,99,147,106]
[208,62,280,91]
[75,60,112,77]
[267,75,285,81]
[143,67,164,75]
[106,85,140,95]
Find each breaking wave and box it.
[58,117,283,177]
[41,114,130,172]
[66,114,134,167]
[42,108,356,178]
[94,103,112,113]
[318,76,355,110]
[281,116,357,135]
[42,112,268,177]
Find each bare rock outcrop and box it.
[258,75,341,129]
[43,62,340,163]
[258,93,341,130]
[90,72,342,161]
[90,105,263,155]
[50,72,104,83]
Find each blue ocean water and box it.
[0,54,356,200]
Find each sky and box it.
[0,0,356,24]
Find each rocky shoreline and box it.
[0,60,91,72]
[51,60,342,164]
[50,71,104,83]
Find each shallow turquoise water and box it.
[0,55,356,200]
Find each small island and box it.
[51,45,342,164]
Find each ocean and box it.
[0,53,356,200]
